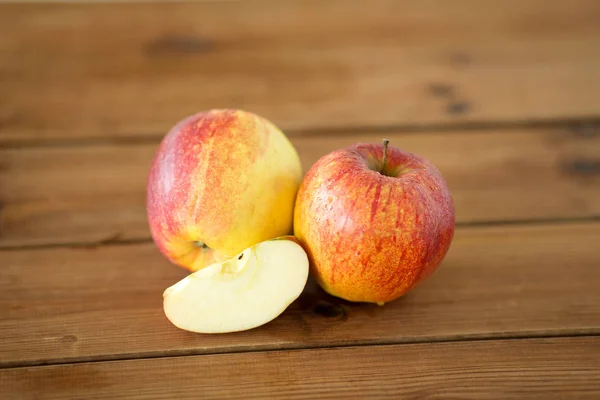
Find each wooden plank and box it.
[1,126,599,248]
[2,337,599,399]
[1,222,599,367]
[1,0,600,143]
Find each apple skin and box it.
[147,109,302,272]
[293,142,455,305]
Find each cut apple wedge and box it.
[163,237,309,333]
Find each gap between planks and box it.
[1,331,598,371]
[0,117,598,150]
[1,215,599,253]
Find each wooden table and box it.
[1,1,600,398]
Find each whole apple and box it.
[294,140,455,305]
[147,109,302,272]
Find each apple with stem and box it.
[147,109,302,272]
[294,139,455,305]
[163,237,309,333]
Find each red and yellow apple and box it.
[294,140,455,305]
[147,109,302,272]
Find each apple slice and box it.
[163,237,309,333]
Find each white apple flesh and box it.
[163,239,309,333]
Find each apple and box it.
[147,109,302,272]
[163,237,309,333]
[293,140,455,305]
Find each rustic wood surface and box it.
[1,0,600,143]
[2,222,599,368]
[2,337,599,400]
[1,0,599,398]
[2,126,599,248]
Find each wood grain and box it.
[1,126,599,248]
[1,221,599,367]
[2,0,600,143]
[2,337,599,399]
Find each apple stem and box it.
[381,139,390,174]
